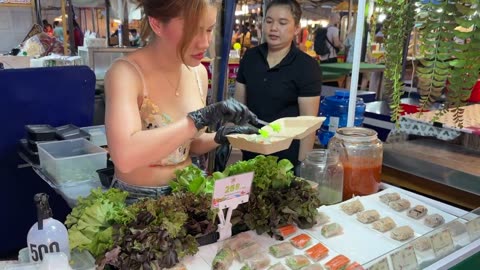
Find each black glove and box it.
[214,125,259,144]
[187,99,258,130]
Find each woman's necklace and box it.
[164,67,182,96]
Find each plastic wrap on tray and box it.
[379,192,400,204]
[413,237,432,251]
[446,220,467,236]
[245,253,271,270]
[372,217,397,232]
[285,255,311,270]
[315,212,330,226]
[321,223,343,238]
[325,255,350,270]
[340,200,364,215]
[223,232,255,250]
[212,248,235,270]
[388,199,411,212]
[305,243,329,261]
[407,205,428,219]
[424,214,445,228]
[356,210,380,224]
[269,242,295,258]
[290,233,311,249]
[268,263,288,270]
[237,242,262,262]
[390,226,414,241]
[301,264,325,270]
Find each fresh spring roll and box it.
[285,255,311,270]
[407,205,428,219]
[290,233,312,249]
[315,212,330,227]
[223,232,255,250]
[356,210,380,224]
[302,264,325,270]
[325,255,350,270]
[372,217,396,233]
[212,248,235,270]
[379,192,400,204]
[237,242,262,262]
[388,199,411,212]
[275,224,297,238]
[246,253,271,270]
[305,243,329,261]
[268,263,288,270]
[390,225,414,241]
[340,200,364,215]
[269,242,295,258]
[321,223,343,238]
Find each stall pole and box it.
[61,0,68,55]
[348,0,353,31]
[91,8,96,34]
[347,0,366,127]
[105,0,111,46]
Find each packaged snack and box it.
[285,255,311,270]
[407,205,428,219]
[321,223,344,238]
[268,263,288,270]
[446,220,467,236]
[305,243,329,261]
[315,212,330,226]
[237,242,262,262]
[302,264,325,270]
[340,200,364,215]
[389,199,411,212]
[346,262,364,270]
[212,248,235,270]
[325,255,350,270]
[246,253,271,270]
[372,217,396,232]
[275,224,297,238]
[379,192,400,204]
[269,242,295,258]
[413,237,432,251]
[290,233,312,249]
[391,225,415,241]
[424,214,445,228]
[356,210,380,224]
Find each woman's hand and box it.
[187,99,257,130]
[214,125,259,144]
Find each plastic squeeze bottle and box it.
[27,193,70,262]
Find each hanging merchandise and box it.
[318,90,366,146]
[299,149,344,205]
[327,127,382,200]
[27,193,70,262]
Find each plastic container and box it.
[318,90,366,146]
[17,248,95,270]
[19,139,39,165]
[25,125,56,141]
[96,167,114,188]
[299,150,344,205]
[80,125,107,146]
[327,127,383,201]
[54,180,102,207]
[27,194,70,263]
[37,138,107,186]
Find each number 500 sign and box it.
[29,242,60,262]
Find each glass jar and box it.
[327,127,383,200]
[299,150,344,205]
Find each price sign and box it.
[212,172,253,209]
[390,245,418,270]
[368,257,390,270]
[430,230,454,258]
[466,217,480,241]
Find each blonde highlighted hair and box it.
[137,0,218,63]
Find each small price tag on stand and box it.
[212,172,253,241]
[466,217,480,241]
[390,245,418,270]
[367,257,390,270]
[430,229,454,258]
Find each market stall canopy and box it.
[241,0,346,20]
[41,0,141,21]
[332,1,358,12]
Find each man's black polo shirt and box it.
[236,42,322,165]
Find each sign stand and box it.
[212,172,254,241]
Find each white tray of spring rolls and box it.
[303,188,459,266]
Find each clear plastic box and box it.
[37,139,107,186]
[80,125,107,146]
[10,248,95,270]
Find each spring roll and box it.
[285,255,311,270]
[379,192,400,204]
[340,200,364,215]
[321,223,343,238]
[290,233,312,249]
[391,225,415,241]
[372,217,396,232]
[389,199,411,212]
[407,205,428,219]
[269,242,295,258]
[212,248,235,270]
[268,263,288,270]
[356,210,380,224]
[246,253,271,270]
[424,214,445,228]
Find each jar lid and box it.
[334,127,378,142]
